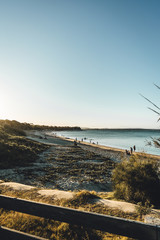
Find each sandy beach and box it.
[1,129,159,194]
[3,129,154,192]
[26,130,160,162]
[0,130,115,192]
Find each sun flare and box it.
[0,94,10,119]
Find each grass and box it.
[0,120,115,193]
[35,146,115,191]
[0,119,82,169]
[0,121,50,169]
[0,186,138,240]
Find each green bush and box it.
[0,121,49,169]
[112,156,160,206]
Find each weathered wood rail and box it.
[0,226,47,240]
[0,194,160,240]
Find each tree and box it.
[140,83,160,147]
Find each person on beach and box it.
[130,147,133,154]
[126,149,130,155]
[133,145,136,151]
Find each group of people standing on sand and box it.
[74,138,99,146]
[126,145,136,155]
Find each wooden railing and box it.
[0,226,46,240]
[0,194,160,240]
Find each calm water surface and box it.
[51,129,160,156]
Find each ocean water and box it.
[51,129,160,156]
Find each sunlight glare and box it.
[0,94,10,119]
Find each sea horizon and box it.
[82,127,160,130]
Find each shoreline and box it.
[59,135,160,161]
[26,130,160,161]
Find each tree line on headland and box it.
[0,119,82,132]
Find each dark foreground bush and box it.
[112,156,160,207]
[0,123,49,169]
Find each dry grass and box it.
[0,186,138,239]
[1,145,115,191]
[34,146,115,191]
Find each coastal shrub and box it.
[112,156,160,206]
[0,119,82,169]
[66,190,99,207]
[0,122,49,169]
[136,200,153,220]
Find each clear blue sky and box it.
[0,0,160,128]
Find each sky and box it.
[0,0,160,128]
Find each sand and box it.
[95,198,136,213]
[26,130,160,162]
[0,181,135,212]
[25,130,73,146]
[0,182,35,191]
[37,189,75,200]
[1,181,160,223]
[0,181,74,200]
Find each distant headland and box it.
[0,119,82,131]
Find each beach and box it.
[1,129,159,192]
[26,130,160,162]
[7,129,155,191]
[0,130,115,192]
[52,128,160,156]
[1,130,160,227]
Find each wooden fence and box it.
[0,194,160,240]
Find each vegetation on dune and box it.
[0,119,81,169]
[0,120,49,169]
[112,155,160,207]
[56,223,102,240]
[64,190,99,207]
[0,187,137,240]
[35,146,115,191]
[0,119,115,190]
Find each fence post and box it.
[157,226,160,240]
